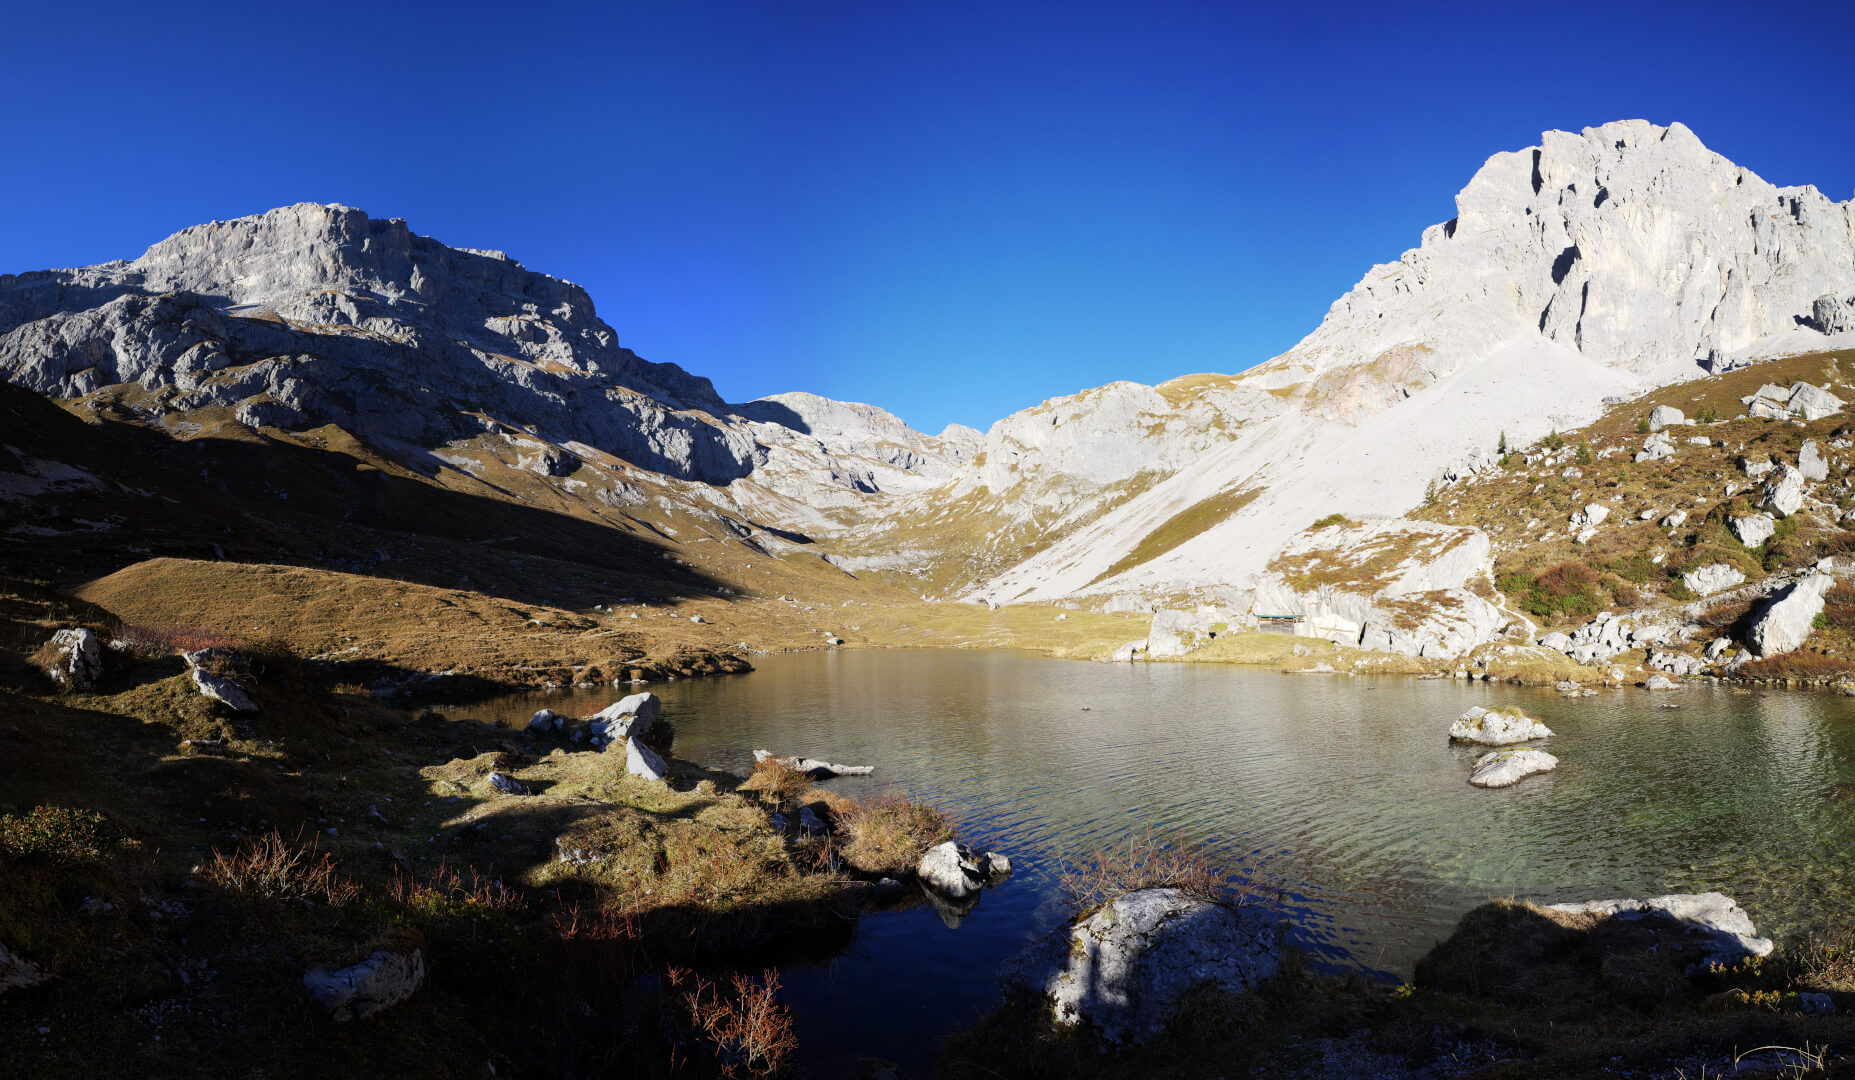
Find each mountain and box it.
[849,120,1855,610]
[5,120,1855,662]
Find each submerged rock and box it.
[999,887,1282,1046]
[1544,892,1772,968]
[43,627,103,690]
[1449,706,1552,745]
[1469,747,1558,788]
[917,841,1010,900]
[302,949,426,1021]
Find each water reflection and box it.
[452,651,1855,1075]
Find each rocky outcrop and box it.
[592,692,659,742]
[916,841,1010,900]
[42,627,103,690]
[184,650,257,711]
[1743,381,1845,422]
[999,888,1282,1045]
[1544,892,1772,968]
[302,948,426,1020]
[1747,574,1833,657]
[625,738,669,783]
[1537,611,1678,664]
[1762,463,1806,517]
[1469,747,1558,788]
[1449,706,1552,745]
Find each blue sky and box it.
[4,1,1852,434]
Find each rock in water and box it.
[527,708,559,732]
[592,692,660,740]
[1449,706,1553,745]
[751,748,875,778]
[998,888,1282,1045]
[302,949,426,1021]
[1544,893,1772,968]
[916,841,1010,900]
[625,737,669,783]
[43,628,103,690]
[1747,574,1834,657]
[1469,747,1558,788]
[1682,563,1745,597]
[1729,513,1776,547]
[1642,674,1682,690]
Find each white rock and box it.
[916,840,1009,900]
[1643,674,1682,690]
[592,692,660,742]
[998,888,1282,1046]
[1747,574,1833,657]
[751,749,874,777]
[1707,637,1733,660]
[1661,509,1688,528]
[1545,893,1772,967]
[1740,456,1775,479]
[1448,706,1553,745]
[1730,513,1776,547]
[1110,639,1148,662]
[527,708,559,732]
[43,628,103,690]
[1468,747,1559,788]
[486,771,526,795]
[1682,563,1745,597]
[303,950,425,1021]
[190,667,256,712]
[1800,439,1830,482]
[625,737,669,783]
[1571,503,1611,528]
[1763,463,1806,517]
[0,943,48,994]
[1648,405,1688,431]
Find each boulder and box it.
[43,628,104,690]
[1660,509,1689,528]
[302,949,426,1021]
[751,749,874,778]
[1110,639,1148,662]
[1649,651,1705,677]
[190,667,257,712]
[1800,439,1829,482]
[1706,637,1733,660]
[1740,456,1775,479]
[798,807,826,835]
[998,888,1282,1045]
[1647,405,1687,431]
[1763,463,1806,518]
[1570,503,1610,529]
[1642,674,1682,690]
[1729,513,1776,547]
[591,692,660,741]
[1544,893,1772,968]
[1634,432,1676,463]
[527,708,560,732]
[1790,382,1846,421]
[1681,563,1744,597]
[1747,574,1833,657]
[1448,706,1553,745]
[1468,747,1559,788]
[625,737,669,783]
[0,943,48,994]
[916,840,1010,900]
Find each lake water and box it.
[464,649,1855,1076]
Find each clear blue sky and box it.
[4,1,1852,434]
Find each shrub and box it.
[1540,429,1565,450]
[389,861,523,916]
[1602,551,1656,585]
[1309,513,1351,530]
[835,794,956,876]
[1575,440,1594,466]
[1058,827,1238,914]
[0,806,112,863]
[666,966,798,1078]
[1637,418,1652,434]
[1737,652,1855,680]
[1504,561,1606,620]
[202,830,360,906]
[108,621,249,659]
[1825,583,1855,632]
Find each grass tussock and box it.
[740,756,813,808]
[108,620,251,659]
[835,793,957,876]
[202,829,362,906]
[1736,651,1855,680]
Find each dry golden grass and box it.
[834,793,957,876]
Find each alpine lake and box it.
[457,649,1855,1076]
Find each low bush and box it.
[0,805,113,863]
[666,966,798,1078]
[1309,513,1351,530]
[1501,561,1608,620]
[741,756,812,808]
[1736,651,1855,680]
[202,829,360,906]
[1058,827,1238,914]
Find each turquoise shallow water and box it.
[460,650,1855,1075]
